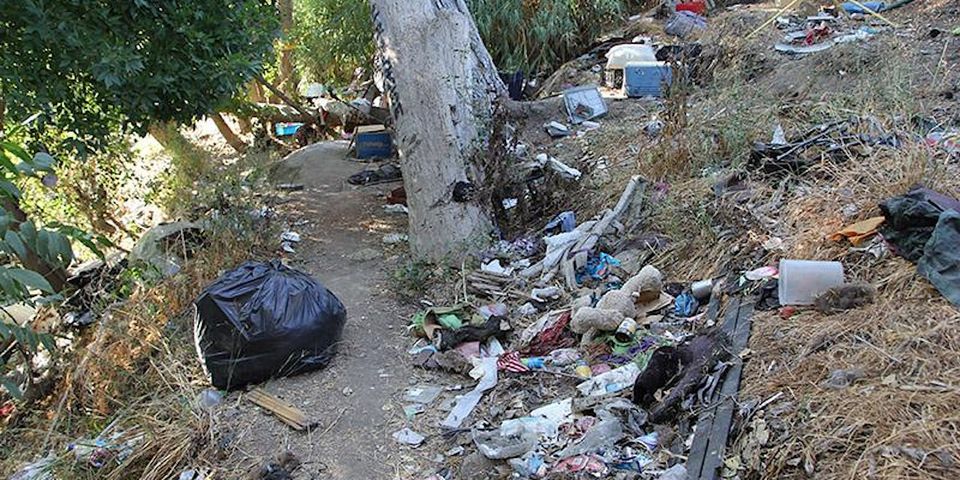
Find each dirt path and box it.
[218,141,415,479]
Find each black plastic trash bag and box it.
[194,260,346,390]
[918,211,960,308]
[880,186,960,261]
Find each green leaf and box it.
[4,231,28,261]
[19,221,37,248]
[32,152,56,170]
[0,376,22,400]
[7,268,54,293]
[0,141,30,162]
[39,333,56,353]
[0,180,22,199]
[0,322,10,339]
[0,273,20,299]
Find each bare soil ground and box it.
[215,142,416,479]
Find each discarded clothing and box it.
[522,311,576,356]
[347,164,401,186]
[841,1,885,13]
[917,211,960,307]
[577,253,621,283]
[828,216,885,246]
[880,186,960,261]
[674,292,700,317]
[497,351,530,373]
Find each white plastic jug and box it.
[605,44,657,70]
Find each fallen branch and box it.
[253,73,313,122]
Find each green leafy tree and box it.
[0,0,279,154]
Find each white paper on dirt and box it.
[442,357,498,429]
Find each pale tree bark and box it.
[277,0,298,96]
[369,0,507,260]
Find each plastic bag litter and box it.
[194,260,346,390]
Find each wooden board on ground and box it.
[687,298,755,480]
[246,388,313,431]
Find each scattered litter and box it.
[531,286,561,302]
[481,259,513,276]
[545,211,576,233]
[348,164,402,186]
[404,385,443,405]
[8,455,55,480]
[744,266,778,281]
[441,357,498,428]
[881,187,960,306]
[665,11,707,39]
[276,183,304,192]
[198,389,222,410]
[562,85,608,124]
[393,428,426,447]
[247,388,314,431]
[382,233,409,244]
[577,362,641,397]
[383,204,409,215]
[544,121,571,138]
[473,427,537,460]
[674,291,700,317]
[404,403,426,419]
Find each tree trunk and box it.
[369,0,507,260]
[277,0,298,97]
[211,113,248,154]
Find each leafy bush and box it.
[295,0,376,86]
[292,0,631,86]
[470,0,626,74]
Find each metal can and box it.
[614,318,638,343]
[691,279,713,301]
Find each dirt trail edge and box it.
[217,141,414,479]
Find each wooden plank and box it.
[687,297,740,478]
[247,388,312,431]
[690,300,755,480]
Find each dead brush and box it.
[1,211,273,479]
[738,294,960,479]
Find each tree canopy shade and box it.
[0,0,279,153]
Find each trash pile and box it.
[395,178,754,479]
[392,148,960,478]
[773,7,888,56]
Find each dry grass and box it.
[1,184,275,479]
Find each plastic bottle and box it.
[575,360,592,379]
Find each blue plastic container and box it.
[356,131,393,159]
[274,122,303,137]
[624,62,672,98]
